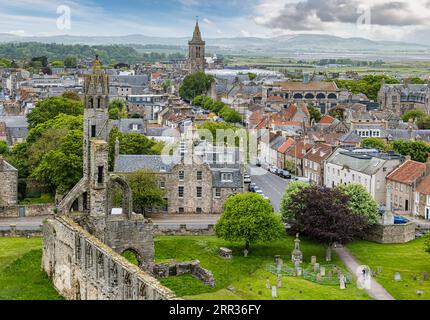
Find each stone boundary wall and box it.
[365,222,416,244]
[153,224,215,236]
[153,260,215,287]
[42,216,177,300]
[0,204,54,218]
[0,225,42,237]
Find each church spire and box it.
[92,54,102,73]
[191,17,204,43]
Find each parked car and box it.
[244,176,251,183]
[248,183,257,192]
[279,170,291,179]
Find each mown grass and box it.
[155,235,370,300]
[348,238,430,300]
[0,238,62,300]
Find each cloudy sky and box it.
[1,0,430,43]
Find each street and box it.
[249,166,290,212]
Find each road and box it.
[0,214,220,229]
[249,166,290,212]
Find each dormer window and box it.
[221,173,233,182]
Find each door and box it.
[426,208,430,220]
[18,206,25,218]
[405,200,409,212]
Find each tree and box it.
[215,193,285,251]
[179,72,214,102]
[108,99,127,120]
[329,107,345,120]
[287,186,368,257]
[402,109,427,123]
[335,75,399,101]
[161,79,172,93]
[361,138,388,151]
[391,140,430,163]
[64,55,77,68]
[280,181,310,221]
[417,116,430,130]
[62,91,81,101]
[337,184,380,225]
[126,170,166,215]
[308,105,322,123]
[0,141,8,154]
[27,96,83,129]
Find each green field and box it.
[155,235,370,300]
[348,238,430,300]
[0,238,63,300]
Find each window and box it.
[197,171,203,181]
[221,173,233,182]
[215,188,221,198]
[91,125,96,137]
[196,208,202,214]
[179,171,185,181]
[426,196,430,207]
[178,207,184,213]
[159,181,165,189]
[178,186,184,198]
[416,192,420,203]
[197,187,202,198]
[97,166,104,184]
[132,124,139,131]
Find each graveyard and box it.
[1,235,429,300]
[348,238,430,300]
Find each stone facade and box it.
[0,204,54,218]
[188,21,206,73]
[378,83,430,114]
[42,216,176,300]
[0,157,18,206]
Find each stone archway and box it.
[107,175,133,217]
[121,248,143,267]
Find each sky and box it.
[1,0,430,44]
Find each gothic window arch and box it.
[97,251,104,279]
[139,282,148,300]
[110,262,118,287]
[124,272,133,300]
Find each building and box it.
[378,83,430,114]
[303,143,333,186]
[126,95,167,121]
[0,156,18,206]
[262,80,340,114]
[114,152,244,215]
[386,159,426,214]
[284,139,314,177]
[324,148,404,205]
[414,175,430,220]
[188,19,206,73]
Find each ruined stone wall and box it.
[365,222,416,244]
[0,160,18,206]
[42,216,176,300]
[153,224,215,236]
[0,204,54,218]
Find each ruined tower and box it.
[188,18,206,73]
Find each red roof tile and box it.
[386,160,426,185]
[319,115,335,125]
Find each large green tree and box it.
[335,75,399,101]
[215,193,285,251]
[179,72,214,102]
[337,184,380,225]
[361,138,389,151]
[402,109,427,123]
[280,181,310,221]
[108,99,127,120]
[27,96,83,129]
[126,170,166,215]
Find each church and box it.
[188,18,206,73]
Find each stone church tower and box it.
[188,19,206,73]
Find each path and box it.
[334,246,395,300]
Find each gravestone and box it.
[423,272,428,281]
[328,271,333,281]
[394,272,401,282]
[291,234,303,265]
[320,266,326,276]
[339,275,346,290]
[243,249,249,257]
[413,274,417,281]
[419,280,423,286]
[277,278,282,288]
[219,248,232,259]
[296,267,303,277]
[277,258,284,273]
[274,255,281,263]
[316,274,322,283]
[326,247,332,262]
[266,278,271,289]
[271,286,278,298]
[258,290,262,296]
[314,263,320,273]
[377,266,382,274]
[333,266,339,275]
[311,256,317,265]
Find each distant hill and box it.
[0,33,428,59]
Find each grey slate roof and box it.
[112,119,146,134]
[211,168,243,188]
[387,129,430,143]
[115,155,181,173]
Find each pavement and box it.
[334,246,395,300]
[248,166,290,212]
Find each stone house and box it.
[303,143,333,186]
[378,83,430,114]
[386,159,426,214]
[324,148,404,205]
[276,138,295,169]
[284,139,314,176]
[114,155,243,215]
[0,156,18,206]
[414,175,430,220]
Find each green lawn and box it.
[348,238,430,300]
[155,235,370,300]
[0,238,63,300]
